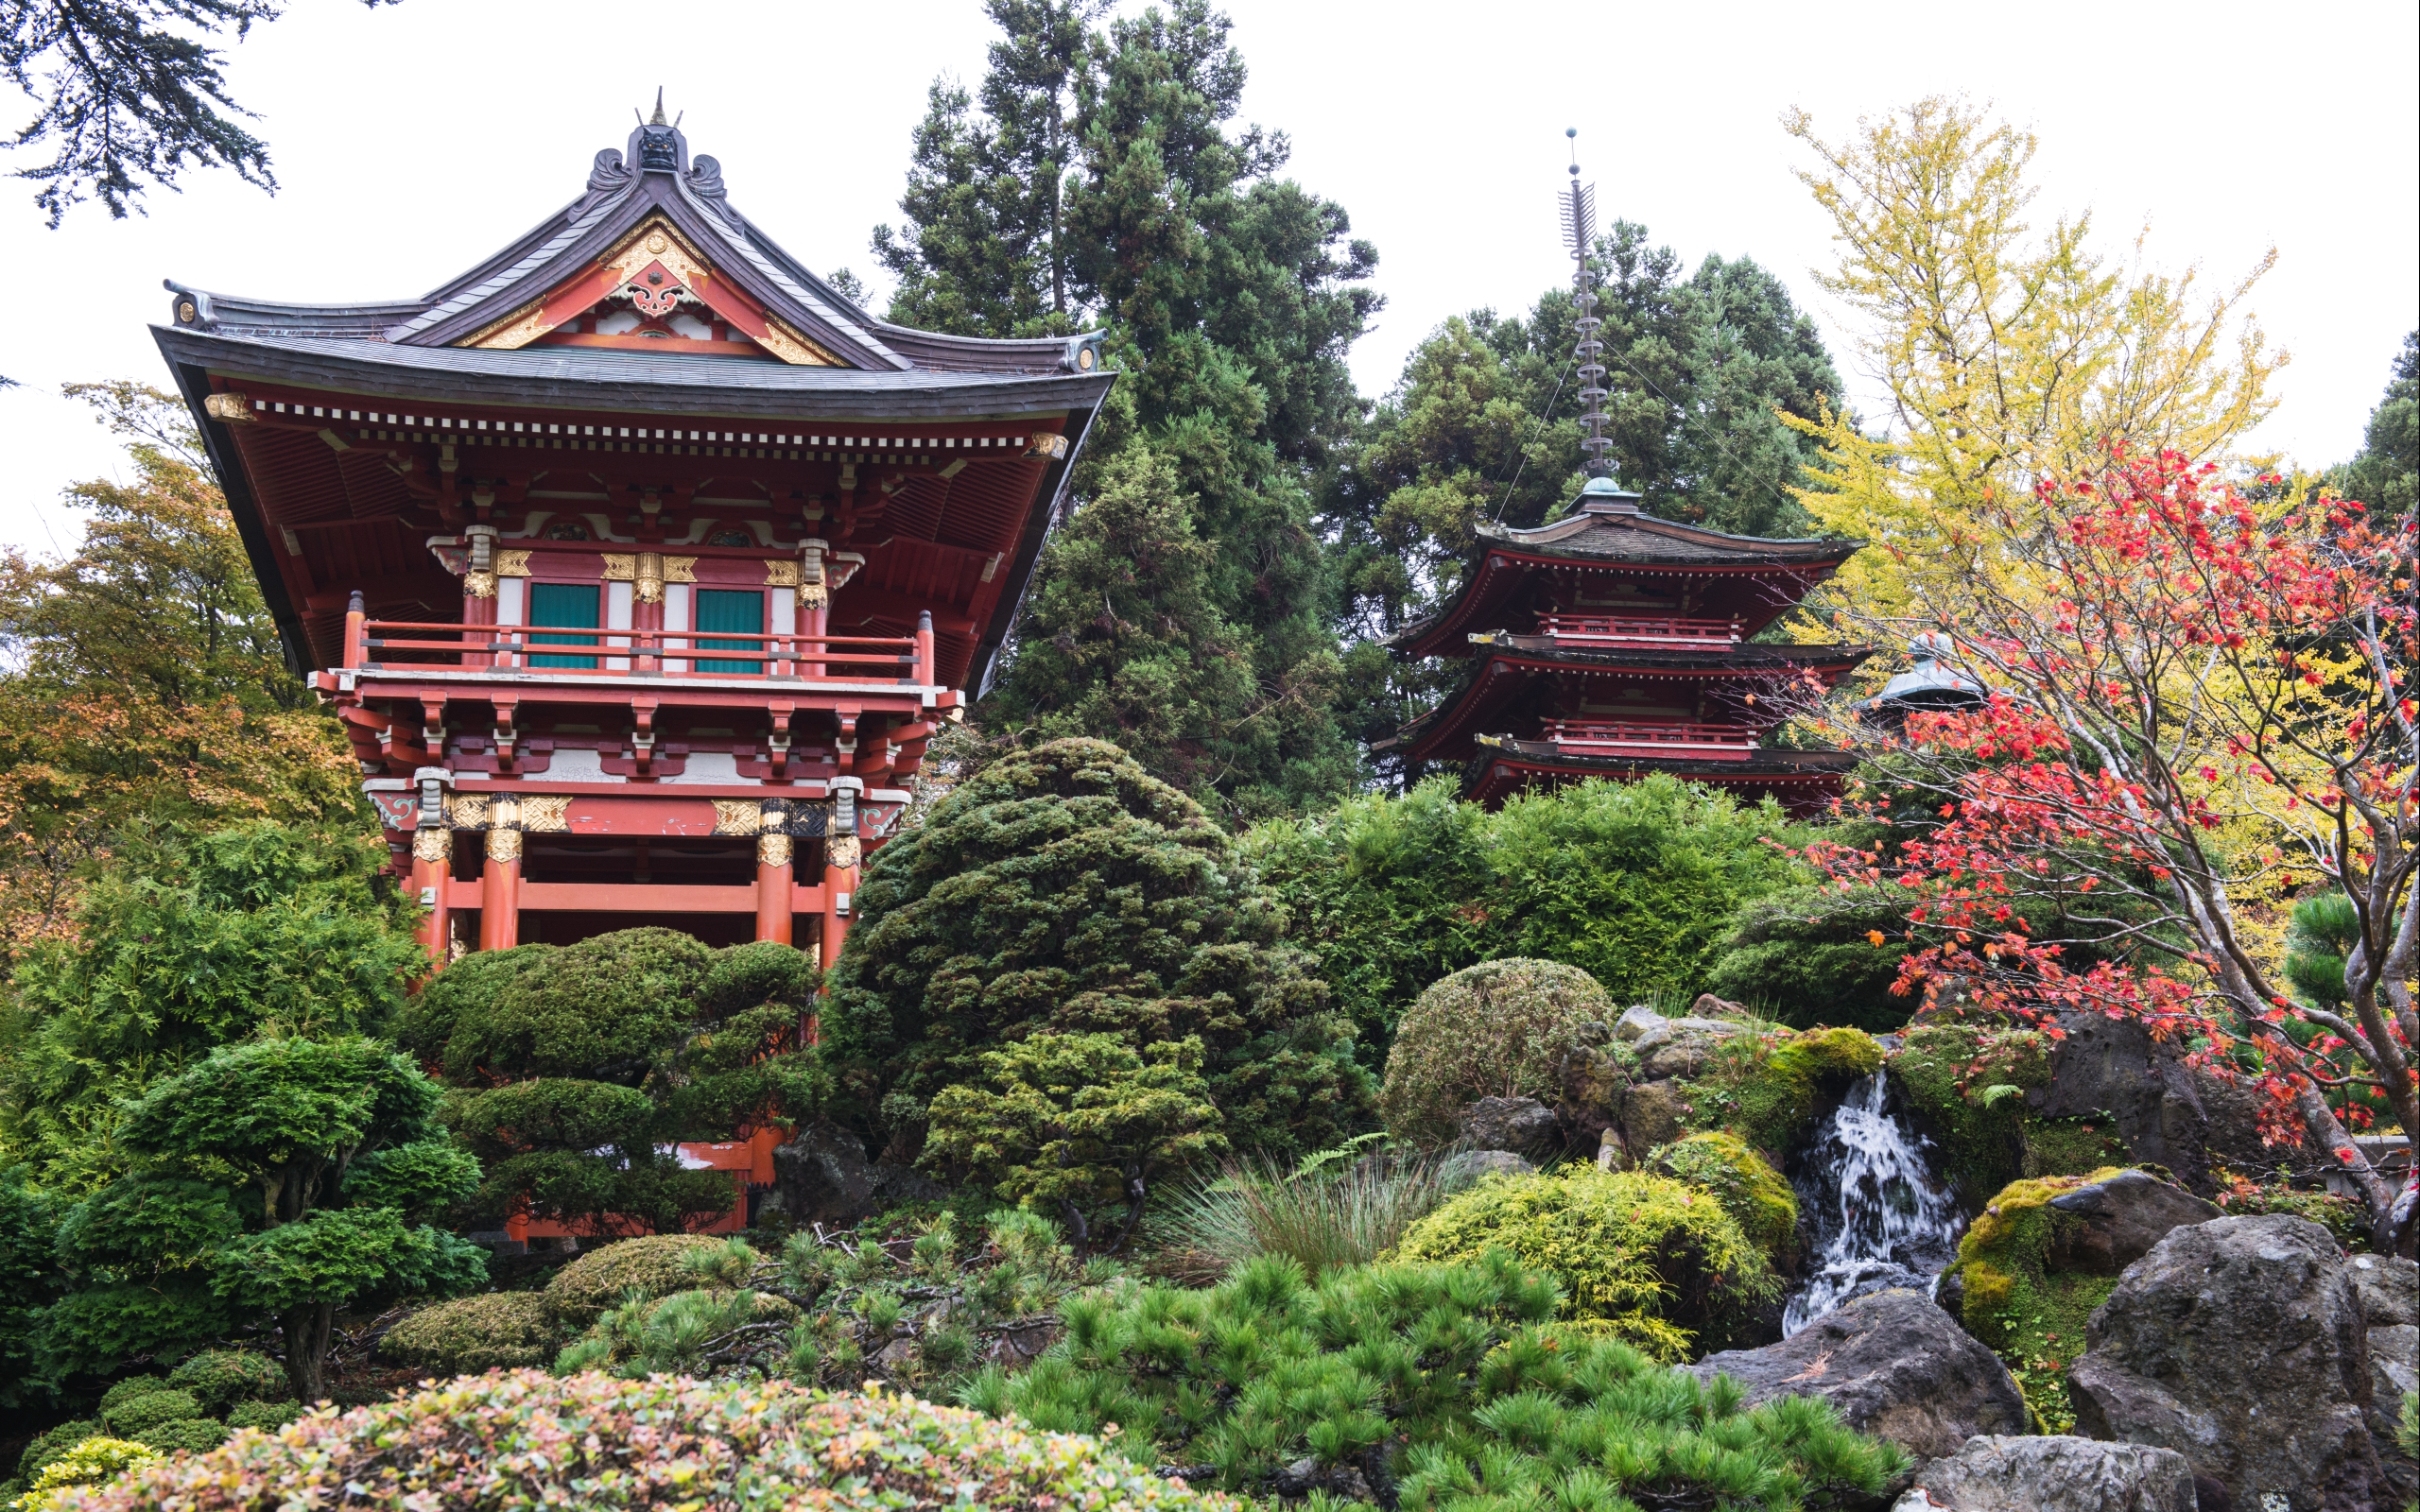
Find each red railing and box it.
[346,618,933,684]
[1538,613,1739,647]
[1543,718,1757,761]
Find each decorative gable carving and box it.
[466,219,844,367]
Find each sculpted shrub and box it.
[382,1292,559,1376]
[1380,959,1614,1145]
[541,1234,725,1329]
[50,1372,1237,1511]
[164,1350,288,1417]
[1393,1166,1778,1359]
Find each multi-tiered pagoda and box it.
[1379,476,1868,812]
[153,103,1112,975]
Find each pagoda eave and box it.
[1461,743,1855,815]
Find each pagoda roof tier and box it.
[1393,503,1860,659]
[1459,742,1857,816]
[1385,641,1872,764]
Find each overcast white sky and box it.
[2,0,2412,555]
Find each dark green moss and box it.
[1684,1025,1884,1156]
[1886,1022,2049,1204]
[1941,1169,2126,1433]
[2019,1116,2132,1179]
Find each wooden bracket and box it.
[631,697,659,777]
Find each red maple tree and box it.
[1811,448,2418,1253]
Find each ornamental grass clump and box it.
[966,1252,1902,1508]
[1392,1165,1779,1360]
[46,1372,1236,1511]
[1379,959,1615,1145]
[1160,1150,1452,1275]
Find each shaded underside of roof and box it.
[1459,745,1855,812]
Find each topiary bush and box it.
[1392,1166,1780,1359]
[1652,1132,1800,1263]
[542,1234,725,1328]
[164,1351,289,1418]
[14,1436,158,1511]
[96,1391,201,1440]
[1703,883,1917,1032]
[1379,959,1615,1146]
[222,1400,302,1433]
[51,1372,1236,1511]
[971,1251,1904,1506]
[126,1418,225,1456]
[1938,1166,2131,1434]
[824,737,1373,1160]
[1683,1025,1884,1157]
[382,1291,561,1376]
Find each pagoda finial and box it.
[1562,129,1613,481]
[650,87,667,127]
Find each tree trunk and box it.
[281,1301,337,1402]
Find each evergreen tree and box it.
[874,0,1377,816]
[2331,329,2417,516]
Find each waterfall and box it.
[1782,1070,1965,1335]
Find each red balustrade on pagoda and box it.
[1377,477,1869,813]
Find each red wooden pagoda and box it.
[1378,476,1868,813]
[152,104,1113,973]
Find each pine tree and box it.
[874,0,1377,815]
[2331,329,2417,516]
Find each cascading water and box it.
[1782,1070,1966,1335]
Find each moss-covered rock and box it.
[384,1291,562,1375]
[542,1233,724,1328]
[1651,1131,1799,1264]
[1940,1167,2130,1433]
[1888,1021,2048,1198]
[1380,959,1615,1146]
[1392,1165,1779,1360]
[1683,1024,1884,1156]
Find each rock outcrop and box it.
[2347,1252,2419,1506]
[2033,1014,2291,1193]
[1686,1288,2028,1461]
[2066,1214,2389,1512]
[769,1123,875,1225]
[1895,1435,2194,1512]
[1437,1149,1534,1193]
[2042,1168,2221,1274]
[1457,1095,1561,1156]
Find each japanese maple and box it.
[1812,447,2418,1253]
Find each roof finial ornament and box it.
[650,87,667,127]
[1561,128,1613,483]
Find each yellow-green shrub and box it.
[1685,1025,1883,1155]
[542,1234,724,1327]
[13,1436,158,1511]
[1652,1132,1799,1262]
[1392,1165,1778,1360]
[1379,959,1614,1145]
[383,1291,561,1376]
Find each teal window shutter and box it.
[695,588,763,673]
[527,582,600,668]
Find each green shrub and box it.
[1940,1168,2132,1433]
[382,1291,561,1376]
[1392,1166,1780,1359]
[95,1379,167,1418]
[98,1391,202,1439]
[128,1418,225,1455]
[164,1351,289,1417]
[1244,774,1810,1056]
[1160,1151,1451,1275]
[542,1234,725,1328]
[13,1435,158,1511]
[1379,959,1614,1145]
[970,1252,1903,1506]
[1684,1025,1884,1156]
[1652,1132,1799,1262]
[1703,883,1915,1031]
[222,1400,302,1433]
[555,1288,806,1378]
[56,1373,1236,1511]
[12,1420,98,1484]
[2215,1181,2371,1248]
[825,737,1373,1160]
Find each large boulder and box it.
[2043,1168,2221,1274]
[770,1123,874,1225]
[1635,1017,1750,1079]
[2347,1254,2419,1507]
[1458,1095,1561,1156]
[1896,1435,2194,1512]
[2032,1014,2283,1194]
[1686,1287,2028,1461]
[1621,1079,1689,1158]
[1436,1149,1534,1194]
[2348,1250,2417,1327]
[2067,1214,2389,1512]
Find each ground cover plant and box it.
[49,1371,1237,1511]
[970,1250,1902,1508]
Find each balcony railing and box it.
[1542,718,1757,761]
[1537,613,1740,647]
[344,614,933,685]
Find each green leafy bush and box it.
[164,1351,289,1417]
[222,1400,302,1433]
[1392,1166,1780,1359]
[382,1291,560,1376]
[1683,1025,1884,1156]
[542,1234,725,1329]
[97,1390,201,1439]
[923,1032,1224,1252]
[126,1418,225,1456]
[1652,1132,1799,1263]
[417,929,818,1238]
[969,1252,1902,1507]
[53,1372,1237,1511]
[10,1419,98,1487]
[13,1435,158,1511]
[1160,1151,1451,1275]
[1378,959,1614,1144]
[825,738,1373,1160]
[1244,774,1808,1054]
[1703,883,1915,1030]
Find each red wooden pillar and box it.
[819,779,862,975]
[411,826,451,964]
[478,798,521,951]
[754,831,793,944]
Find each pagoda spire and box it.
[1562,129,1611,480]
